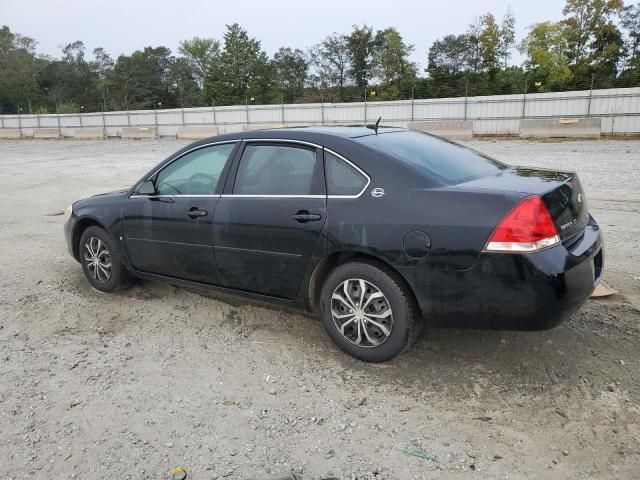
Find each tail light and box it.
[484,195,560,253]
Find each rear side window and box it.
[325,151,367,196]
[356,130,506,185]
[155,143,235,195]
[234,144,318,195]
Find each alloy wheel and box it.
[83,236,112,284]
[331,278,394,348]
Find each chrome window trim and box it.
[130,140,240,198]
[242,138,321,149]
[324,148,371,199]
[232,139,371,199]
[220,194,326,199]
[131,194,221,198]
[130,138,372,200]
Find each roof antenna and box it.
[366,116,382,134]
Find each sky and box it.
[1,0,565,71]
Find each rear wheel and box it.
[320,262,419,362]
[79,226,133,293]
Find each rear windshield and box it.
[356,130,507,185]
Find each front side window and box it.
[325,151,367,196]
[155,143,235,195]
[234,144,318,195]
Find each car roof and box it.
[136,126,428,195]
[191,125,408,147]
[271,125,406,138]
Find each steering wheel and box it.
[189,172,216,192]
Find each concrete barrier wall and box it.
[33,128,60,139]
[0,128,21,139]
[1,87,638,139]
[408,120,474,139]
[121,127,157,139]
[176,126,219,139]
[71,127,105,139]
[520,118,602,138]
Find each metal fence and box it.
[2,86,640,137]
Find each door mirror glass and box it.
[138,180,156,195]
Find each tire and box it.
[319,261,419,362]
[79,226,133,293]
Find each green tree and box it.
[426,33,476,97]
[467,18,483,75]
[520,21,573,90]
[203,24,274,105]
[499,6,517,68]
[309,33,351,101]
[92,47,114,110]
[621,3,640,69]
[107,47,178,110]
[373,27,416,99]
[179,37,220,88]
[346,25,377,94]
[0,26,47,112]
[562,0,625,81]
[478,13,502,73]
[169,57,201,107]
[39,41,102,110]
[427,34,475,78]
[591,20,625,78]
[272,47,308,103]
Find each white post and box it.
[364,88,367,123]
[586,74,595,117]
[411,86,415,122]
[154,102,158,127]
[56,104,61,131]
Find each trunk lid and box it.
[456,166,590,241]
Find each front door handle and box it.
[291,210,322,223]
[186,208,208,219]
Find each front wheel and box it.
[79,226,133,293]
[319,262,419,362]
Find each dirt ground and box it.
[1,138,639,480]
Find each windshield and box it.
[356,130,507,185]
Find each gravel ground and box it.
[0,138,639,480]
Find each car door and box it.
[123,141,238,284]
[213,141,327,299]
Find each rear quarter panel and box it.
[317,185,525,272]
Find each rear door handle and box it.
[186,208,208,218]
[291,211,321,223]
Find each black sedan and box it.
[64,126,603,362]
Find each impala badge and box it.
[577,193,583,203]
[371,187,385,198]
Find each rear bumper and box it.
[410,217,603,330]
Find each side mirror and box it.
[137,179,156,195]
